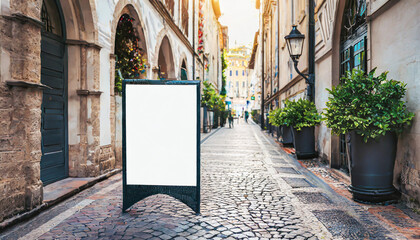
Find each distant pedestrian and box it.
[228,111,234,128]
[245,111,249,123]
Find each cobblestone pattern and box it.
[1,122,409,239]
[37,125,317,239]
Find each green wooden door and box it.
[40,0,67,185]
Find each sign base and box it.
[123,185,200,213]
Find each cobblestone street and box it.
[0,121,408,240]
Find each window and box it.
[242,82,245,88]
[236,82,239,97]
[41,0,63,36]
[242,70,245,76]
[340,37,367,77]
[236,70,238,76]
[230,70,232,76]
[353,38,366,70]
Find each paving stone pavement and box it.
[0,121,407,239]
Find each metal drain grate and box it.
[282,177,313,188]
[293,192,331,204]
[275,167,299,174]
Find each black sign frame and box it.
[122,79,201,214]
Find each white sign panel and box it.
[125,84,197,186]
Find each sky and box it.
[218,0,259,49]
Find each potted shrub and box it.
[284,99,321,158]
[276,99,321,158]
[251,110,260,124]
[201,81,216,133]
[268,108,293,146]
[323,69,415,202]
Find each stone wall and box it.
[67,44,116,178]
[0,1,43,222]
[0,0,117,223]
[115,96,123,167]
[369,0,420,207]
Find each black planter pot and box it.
[349,132,398,203]
[207,110,213,132]
[292,126,317,159]
[281,125,294,147]
[202,106,209,133]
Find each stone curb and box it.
[260,130,348,202]
[201,126,222,144]
[0,169,122,232]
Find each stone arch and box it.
[111,2,149,62]
[60,0,98,42]
[52,0,104,178]
[153,29,175,66]
[110,3,149,79]
[157,36,176,79]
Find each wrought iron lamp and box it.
[284,25,314,101]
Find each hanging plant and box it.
[197,0,205,56]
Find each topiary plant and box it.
[323,68,414,142]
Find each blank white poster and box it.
[125,84,197,186]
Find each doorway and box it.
[338,0,367,171]
[40,0,68,185]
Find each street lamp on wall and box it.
[284,25,314,101]
[285,26,305,62]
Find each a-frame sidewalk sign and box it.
[122,79,201,213]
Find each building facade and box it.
[248,32,262,113]
[226,46,252,116]
[256,0,420,206]
[0,0,223,223]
